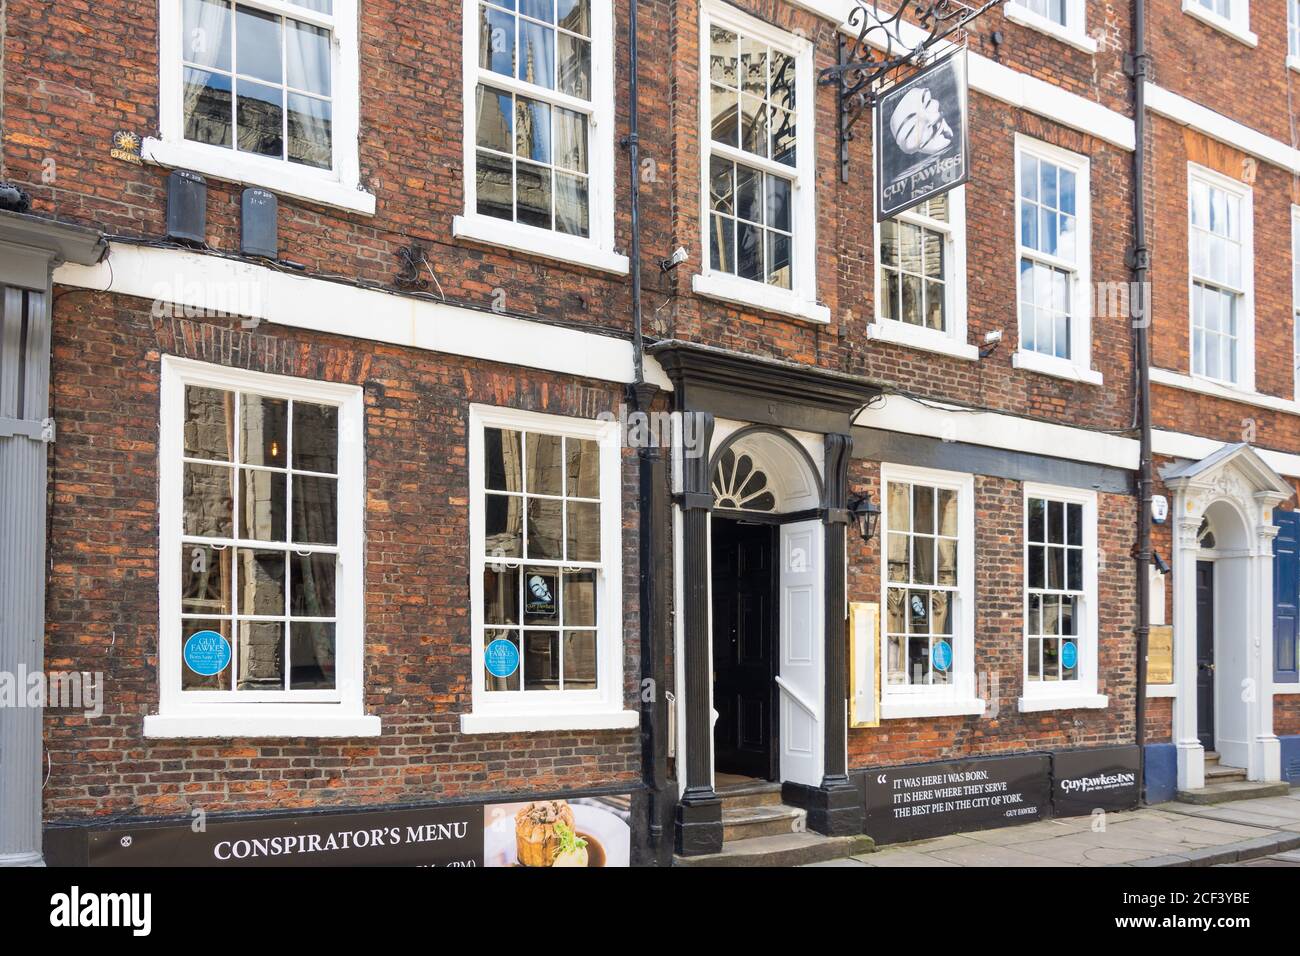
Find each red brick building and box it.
[2,0,1276,868]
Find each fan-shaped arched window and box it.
[712,447,776,512]
[1198,516,1216,550]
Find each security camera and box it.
[660,246,689,272]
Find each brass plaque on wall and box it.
[849,602,880,728]
[1147,626,1173,684]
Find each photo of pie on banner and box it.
[484,799,631,867]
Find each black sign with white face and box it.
[863,753,1050,845]
[874,50,969,221]
[1052,745,1141,817]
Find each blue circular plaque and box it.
[1061,640,1078,670]
[932,639,952,672]
[484,638,520,679]
[183,629,231,676]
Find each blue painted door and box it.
[1274,510,1300,684]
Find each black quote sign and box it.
[874,50,970,220]
[1052,745,1141,817]
[864,753,1050,845]
[87,804,484,867]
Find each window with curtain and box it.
[1190,173,1246,384]
[179,383,342,694]
[471,0,594,237]
[1017,146,1083,361]
[180,0,335,169]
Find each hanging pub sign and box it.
[874,49,969,221]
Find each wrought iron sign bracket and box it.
[818,0,1007,182]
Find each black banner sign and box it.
[863,753,1050,845]
[1052,745,1141,817]
[874,51,970,221]
[88,804,484,867]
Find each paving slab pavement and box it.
[816,789,1300,867]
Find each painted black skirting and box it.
[852,427,1133,495]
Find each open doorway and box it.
[710,516,779,782]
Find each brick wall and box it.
[42,292,644,819]
[844,460,1137,769]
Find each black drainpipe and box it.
[1129,0,1153,804]
[623,0,669,860]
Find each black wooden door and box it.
[1196,560,1215,753]
[711,519,777,780]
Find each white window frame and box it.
[147,0,373,215]
[454,0,627,275]
[869,186,975,361]
[147,355,376,738]
[1018,483,1107,712]
[463,404,636,734]
[1182,0,1257,47]
[878,463,984,720]
[692,0,827,324]
[1294,205,1300,401]
[1188,162,1254,392]
[1012,134,1100,386]
[1004,0,1097,55]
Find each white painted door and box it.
[778,519,824,787]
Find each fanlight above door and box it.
[712,447,777,512]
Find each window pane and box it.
[737,221,762,281]
[514,96,551,162]
[515,159,552,229]
[485,427,523,491]
[183,67,233,147]
[526,433,564,494]
[184,0,232,72]
[184,462,234,537]
[236,5,283,84]
[937,538,957,585]
[887,482,909,531]
[526,498,563,558]
[520,0,554,23]
[476,148,514,220]
[523,629,560,690]
[240,468,286,541]
[240,393,288,467]
[767,231,792,289]
[557,32,590,98]
[291,474,337,545]
[237,620,284,690]
[566,500,601,562]
[557,0,589,35]
[287,93,331,168]
[185,385,233,461]
[936,489,957,536]
[292,402,338,473]
[236,78,283,158]
[1028,497,1045,543]
[479,3,516,76]
[518,19,556,89]
[912,485,935,534]
[711,84,738,146]
[1047,544,1064,589]
[485,496,523,559]
[289,621,335,689]
[484,566,521,624]
[290,551,336,617]
[710,27,737,86]
[566,437,600,497]
[553,107,587,172]
[182,618,231,690]
[563,568,596,625]
[887,532,909,583]
[711,214,735,273]
[286,19,331,95]
[765,175,791,232]
[236,548,286,615]
[182,544,231,616]
[735,165,761,223]
[476,86,513,152]
[563,630,597,688]
[1028,544,1045,589]
[771,108,795,166]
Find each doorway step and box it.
[1177,752,1292,805]
[674,780,875,867]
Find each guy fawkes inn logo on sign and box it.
[874,50,969,220]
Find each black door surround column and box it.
[674,411,723,857]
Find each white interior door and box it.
[778,519,824,787]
